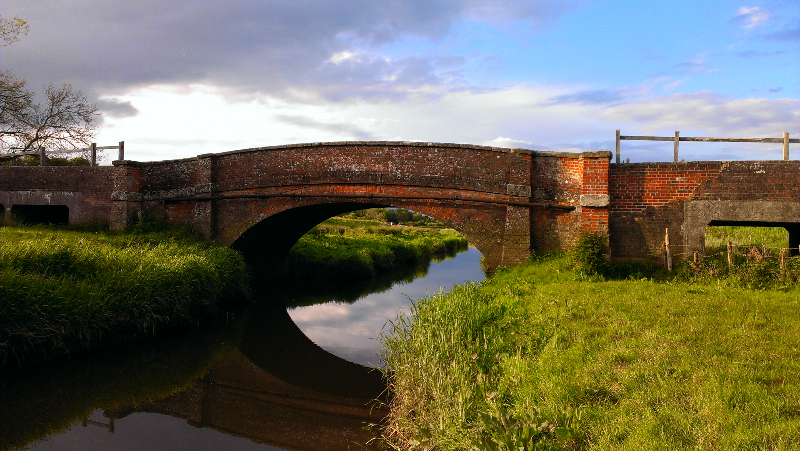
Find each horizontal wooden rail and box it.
[615,130,797,163]
[1,141,124,166]
[163,192,577,211]
[621,136,800,143]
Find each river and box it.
[0,247,485,451]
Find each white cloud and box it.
[596,92,799,138]
[3,0,575,103]
[734,6,771,29]
[97,84,799,163]
[327,51,360,65]
[482,137,534,148]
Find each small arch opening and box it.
[9,205,70,225]
[706,221,799,256]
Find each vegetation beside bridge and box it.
[380,233,800,450]
[277,209,469,304]
[0,208,467,367]
[0,222,251,368]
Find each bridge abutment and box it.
[501,205,532,266]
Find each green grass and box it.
[0,224,250,367]
[380,253,800,450]
[705,226,789,251]
[282,216,468,285]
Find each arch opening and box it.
[9,205,69,225]
[280,206,476,304]
[230,201,490,273]
[231,202,388,272]
[706,221,800,256]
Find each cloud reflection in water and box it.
[287,247,485,366]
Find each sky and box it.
[2,0,798,163]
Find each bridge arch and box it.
[229,200,496,270]
[103,142,599,269]
[0,142,614,266]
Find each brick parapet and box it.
[0,166,114,225]
[609,162,725,213]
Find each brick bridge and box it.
[2,141,799,267]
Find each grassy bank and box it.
[381,253,800,450]
[282,215,468,290]
[0,224,250,367]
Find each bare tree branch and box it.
[0,16,99,157]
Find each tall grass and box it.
[380,254,800,450]
[0,225,250,367]
[673,226,799,290]
[282,217,468,285]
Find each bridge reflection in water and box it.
[106,301,388,451]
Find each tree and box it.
[0,16,98,156]
[0,16,28,45]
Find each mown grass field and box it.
[0,224,250,367]
[381,250,800,450]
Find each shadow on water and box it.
[0,291,388,451]
[239,298,387,401]
[0,243,481,451]
[278,241,469,308]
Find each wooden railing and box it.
[1,141,124,166]
[615,130,798,163]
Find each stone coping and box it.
[110,141,612,166]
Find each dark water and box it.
[0,247,484,451]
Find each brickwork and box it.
[1,142,618,269]
[609,162,723,213]
[0,166,114,225]
[609,161,800,260]
[115,143,613,268]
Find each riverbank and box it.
[278,215,468,301]
[381,252,800,450]
[0,224,251,368]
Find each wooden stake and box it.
[693,252,698,265]
[673,131,680,163]
[665,228,672,271]
[90,143,97,167]
[784,132,790,161]
[780,248,787,272]
[727,241,733,267]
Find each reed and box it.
[283,217,468,285]
[381,253,800,450]
[0,225,250,367]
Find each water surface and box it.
[2,247,485,451]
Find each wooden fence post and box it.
[39,147,45,166]
[665,228,672,271]
[90,143,97,167]
[727,241,733,267]
[615,129,621,164]
[673,131,680,163]
[784,132,790,161]
[118,141,125,161]
[780,248,787,274]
